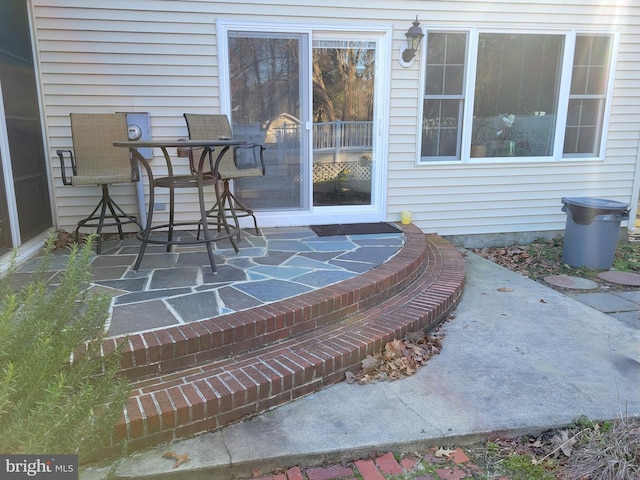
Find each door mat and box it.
[310,222,401,236]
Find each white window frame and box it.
[417,28,619,165]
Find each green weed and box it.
[0,235,129,463]
[500,453,555,479]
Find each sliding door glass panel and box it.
[312,39,375,206]
[228,32,306,210]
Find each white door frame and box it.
[217,21,391,227]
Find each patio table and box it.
[114,139,246,273]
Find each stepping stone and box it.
[544,275,598,290]
[597,271,640,286]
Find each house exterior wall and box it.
[29,0,640,246]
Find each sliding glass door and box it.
[224,27,386,225]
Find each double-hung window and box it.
[420,30,615,162]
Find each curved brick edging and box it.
[112,229,466,453]
[104,223,429,381]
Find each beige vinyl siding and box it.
[35,2,222,231]
[31,0,640,242]
[387,3,640,240]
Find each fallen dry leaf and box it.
[530,438,544,448]
[435,447,456,458]
[162,451,190,468]
[497,287,513,292]
[361,355,378,372]
[550,429,576,458]
[345,371,357,384]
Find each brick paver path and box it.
[247,447,506,480]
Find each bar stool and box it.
[56,113,140,253]
[183,113,265,241]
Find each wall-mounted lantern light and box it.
[399,16,425,67]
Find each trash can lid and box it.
[561,197,629,211]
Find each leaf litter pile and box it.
[345,326,446,385]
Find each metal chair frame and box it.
[56,113,140,253]
[183,113,265,241]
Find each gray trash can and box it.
[561,197,630,269]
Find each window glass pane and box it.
[426,65,444,95]
[564,35,611,156]
[591,36,612,65]
[443,65,464,95]
[473,33,563,157]
[425,33,466,96]
[427,33,447,64]
[446,34,466,64]
[587,66,607,94]
[571,66,589,94]
[422,99,460,157]
[565,98,602,154]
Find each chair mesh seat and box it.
[71,173,134,185]
[217,165,263,179]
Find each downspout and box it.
[629,134,640,234]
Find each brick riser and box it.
[113,230,466,452]
[104,224,430,382]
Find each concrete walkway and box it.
[86,251,640,480]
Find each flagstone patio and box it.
[16,226,405,337]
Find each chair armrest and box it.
[56,149,75,185]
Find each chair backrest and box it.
[184,113,232,140]
[70,112,134,184]
[183,113,238,177]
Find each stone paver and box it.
[544,274,598,289]
[616,290,640,304]
[597,270,640,286]
[570,292,640,313]
[610,310,640,329]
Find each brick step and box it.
[106,225,431,382]
[115,234,466,452]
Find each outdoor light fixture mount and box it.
[400,16,425,67]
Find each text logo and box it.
[1,455,78,479]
